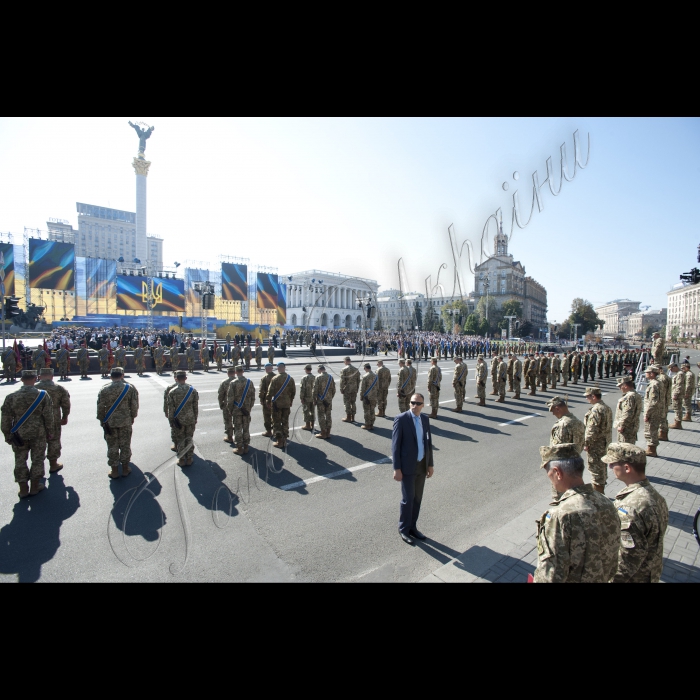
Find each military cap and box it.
[669,361,678,369]
[601,442,646,466]
[235,364,245,372]
[364,363,371,369]
[277,361,286,366]
[304,364,313,371]
[175,370,187,378]
[111,367,125,376]
[583,386,601,397]
[539,443,580,468]
[39,367,54,376]
[477,355,484,359]
[644,365,659,375]
[617,374,635,386]
[317,365,326,370]
[265,363,273,368]
[546,396,567,411]
[21,370,37,379]
[227,366,237,373]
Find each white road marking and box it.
[439,399,456,405]
[499,413,542,427]
[282,457,392,491]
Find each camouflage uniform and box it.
[259,371,275,436]
[671,369,685,424]
[97,378,139,471]
[165,381,199,463]
[214,345,224,371]
[218,374,236,441]
[115,346,127,369]
[227,375,255,450]
[77,346,90,376]
[512,357,522,397]
[340,363,360,418]
[474,360,486,404]
[551,355,560,391]
[534,484,620,583]
[243,344,252,371]
[643,377,662,448]
[200,345,210,372]
[267,344,275,365]
[655,369,671,435]
[615,386,643,444]
[314,372,336,435]
[539,355,549,392]
[651,336,665,366]
[683,368,696,419]
[497,359,507,400]
[527,357,538,395]
[571,353,580,384]
[32,347,48,372]
[2,347,18,381]
[376,365,392,415]
[1,383,54,484]
[268,370,296,445]
[360,370,378,428]
[428,364,441,412]
[453,360,468,409]
[185,345,196,372]
[300,371,316,425]
[55,346,70,378]
[548,408,585,501]
[132,346,145,375]
[584,397,613,487]
[507,356,514,392]
[490,357,499,395]
[255,343,263,370]
[36,375,70,467]
[170,346,181,373]
[98,347,110,376]
[154,346,166,375]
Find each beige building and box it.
[667,282,700,339]
[626,308,667,340]
[594,299,641,336]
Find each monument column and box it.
[132,157,151,266]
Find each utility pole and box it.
[504,315,517,341]
[483,274,490,336]
[573,323,581,346]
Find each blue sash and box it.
[104,384,130,424]
[456,367,467,384]
[272,374,291,403]
[11,391,46,434]
[400,373,411,390]
[318,375,333,401]
[174,386,194,419]
[56,349,68,361]
[233,379,251,409]
[363,376,378,399]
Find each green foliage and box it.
[500,300,522,318]
[566,298,604,337]
[476,296,503,334]
[373,315,383,331]
[424,303,439,332]
[441,300,470,332]
[414,302,423,330]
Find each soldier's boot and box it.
[315,430,327,439]
[361,425,373,431]
[478,399,486,407]
[186,457,194,466]
[658,430,669,442]
[171,444,177,452]
[684,413,692,421]
[242,446,249,455]
[430,409,438,418]
[29,479,45,496]
[262,431,273,438]
[562,380,568,387]
[670,420,683,430]
[177,457,187,467]
[514,393,521,400]
[489,390,497,396]
[224,433,234,444]
[108,465,120,479]
[645,445,658,457]
[49,460,63,474]
[302,422,312,431]
[121,463,132,477]
[233,446,245,455]
[453,407,463,413]
[18,482,30,499]
[528,390,536,396]
[376,410,384,417]
[497,396,505,403]
[592,484,605,494]
[342,414,352,423]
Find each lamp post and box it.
[639,305,650,343]
[483,274,490,335]
[504,315,517,341]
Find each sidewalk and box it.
[422,419,700,584]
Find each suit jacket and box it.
[392,410,434,475]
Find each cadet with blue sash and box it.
[1,370,55,499]
[268,362,296,448]
[166,370,198,466]
[97,367,140,478]
[313,365,336,440]
[227,364,255,455]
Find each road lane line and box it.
[499,413,542,426]
[439,399,456,405]
[281,457,392,491]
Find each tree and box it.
[566,298,604,337]
[476,296,503,334]
[424,303,439,332]
[414,302,423,331]
[464,313,480,334]
[671,326,680,342]
[373,315,383,332]
[519,321,533,338]
[441,300,470,333]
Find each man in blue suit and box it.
[392,393,435,545]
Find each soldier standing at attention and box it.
[682,362,696,421]
[395,359,410,414]
[534,443,620,583]
[643,366,663,457]
[185,341,196,373]
[523,354,531,392]
[243,342,252,371]
[538,353,549,392]
[527,355,538,396]
[614,375,643,443]
[300,364,316,432]
[546,396,585,503]
[583,386,613,493]
[255,340,263,370]
[512,353,522,400]
[340,356,360,423]
[165,370,198,467]
[668,362,685,430]
[651,332,665,366]
[596,351,604,380]
[375,360,392,418]
[214,343,224,372]
[474,355,486,408]
[37,367,70,475]
[427,358,441,418]
[406,359,417,399]
[268,362,296,448]
[259,363,276,438]
[55,343,70,381]
[572,351,581,384]
[170,342,181,374]
[133,340,145,376]
[603,443,669,583]
[219,367,237,444]
[2,345,18,383]
[652,364,671,442]
[449,356,466,412]
[489,355,499,395]
[360,363,379,430]
[507,354,515,393]
[32,343,48,372]
[227,364,255,455]
[154,343,166,375]
[560,352,570,388]
[496,356,507,403]
[200,342,210,373]
[314,364,336,439]
[604,350,612,378]
[589,351,597,383]
[551,354,560,391]
[267,339,275,365]
[115,343,127,370]
[98,345,110,378]
[1,369,55,498]
[77,342,90,379]
[97,367,139,479]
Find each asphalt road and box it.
[1,348,698,583]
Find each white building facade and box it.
[594,299,641,337]
[626,308,667,340]
[376,289,476,331]
[667,282,700,339]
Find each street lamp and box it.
[483,274,490,334]
[504,315,517,340]
[639,305,650,342]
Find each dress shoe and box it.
[409,529,426,541]
[399,532,415,546]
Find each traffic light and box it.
[4,296,20,318]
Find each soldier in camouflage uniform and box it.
[258,363,275,438]
[571,352,580,384]
[165,370,198,466]
[97,367,139,478]
[614,375,643,443]
[2,369,55,498]
[604,350,612,378]
[602,443,669,583]
[668,362,685,430]
[643,366,663,457]
[507,354,515,392]
[2,345,18,383]
[406,359,417,399]
[538,353,549,393]
[340,356,360,423]
[651,332,665,366]
[651,364,672,441]
[360,363,378,430]
[527,355,538,396]
[198,343,209,372]
[535,443,620,583]
[682,362,696,421]
[551,354,560,391]
[268,362,296,448]
[32,344,48,372]
[427,358,441,418]
[243,342,252,371]
[133,342,146,376]
[523,355,531,392]
[583,386,613,493]
[512,354,522,400]
[77,343,90,378]
[375,360,391,417]
[213,343,224,372]
[300,364,316,431]
[170,343,181,374]
[185,342,196,373]
[114,344,127,370]
[496,356,507,403]
[219,367,237,443]
[227,364,255,455]
[314,365,336,439]
[98,346,110,377]
[489,356,499,395]
[154,344,166,375]
[255,340,263,370]
[37,367,70,475]
[452,356,468,411]
[474,355,487,407]
[54,344,70,380]
[267,341,275,366]
[547,396,585,502]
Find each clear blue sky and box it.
[0,117,697,323]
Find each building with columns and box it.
[626,308,667,340]
[283,270,379,329]
[376,289,476,331]
[667,280,700,339]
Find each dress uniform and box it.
[340,358,360,422]
[36,367,70,474]
[219,367,237,443]
[97,367,139,478]
[259,364,275,438]
[427,360,441,418]
[268,363,296,448]
[227,365,255,455]
[1,370,55,498]
[314,366,336,439]
[360,364,379,430]
[165,370,199,466]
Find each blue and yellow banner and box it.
[222,263,248,302]
[28,239,75,291]
[0,243,14,296]
[116,275,185,312]
[256,273,278,309]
